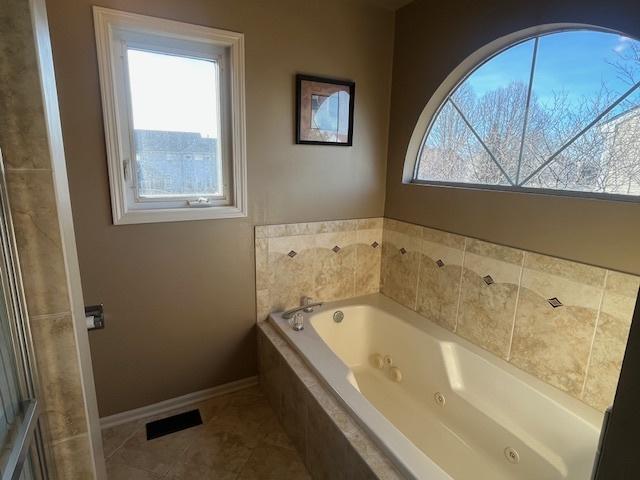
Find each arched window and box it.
[412,28,640,199]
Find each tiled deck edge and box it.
[257,322,403,480]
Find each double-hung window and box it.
[93,7,246,224]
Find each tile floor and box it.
[102,386,310,479]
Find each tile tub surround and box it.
[255,218,383,321]
[379,218,640,412]
[257,322,402,480]
[254,216,639,411]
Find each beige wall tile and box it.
[380,223,421,310]
[255,226,267,239]
[314,231,357,251]
[6,170,70,316]
[0,0,51,170]
[416,230,464,331]
[357,217,383,230]
[267,234,316,311]
[583,271,640,410]
[51,434,94,479]
[257,222,383,315]
[30,314,88,442]
[314,232,357,302]
[416,260,462,332]
[465,238,523,265]
[510,290,596,397]
[383,217,422,237]
[356,227,382,247]
[256,289,271,322]
[521,253,606,306]
[268,251,315,312]
[317,220,358,234]
[265,224,289,238]
[510,253,602,397]
[524,252,606,287]
[255,238,269,291]
[264,219,358,238]
[422,227,465,251]
[355,228,382,296]
[456,241,523,358]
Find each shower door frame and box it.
[0,149,49,480]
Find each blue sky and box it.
[127,49,219,138]
[463,30,640,108]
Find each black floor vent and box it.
[145,409,202,440]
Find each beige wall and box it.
[386,0,640,276]
[45,0,394,416]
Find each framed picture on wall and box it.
[295,74,355,146]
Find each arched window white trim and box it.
[404,24,640,202]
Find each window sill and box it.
[114,204,248,225]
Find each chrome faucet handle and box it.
[302,296,314,312]
[289,312,304,331]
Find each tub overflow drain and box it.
[333,311,344,323]
[434,392,446,407]
[504,447,520,464]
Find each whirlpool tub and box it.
[269,294,603,480]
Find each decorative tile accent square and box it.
[547,297,563,308]
[399,248,407,255]
[371,241,379,249]
[436,259,445,268]
[287,250,297,258]
[482,275,494,285]
[332,246,341,253]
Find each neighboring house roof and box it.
[134,130,216,154]
[601,104,640,127]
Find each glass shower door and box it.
[0,148,45,480]
[0,318,37,480]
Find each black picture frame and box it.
[295,74,355,146]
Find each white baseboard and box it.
[100,376,259,429]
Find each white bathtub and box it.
[270,293,603,480]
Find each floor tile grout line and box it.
[104,423,141,461]
[234,444,259,479]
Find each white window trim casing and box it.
[93,7,247,224]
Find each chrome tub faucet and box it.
[282,296,323,320]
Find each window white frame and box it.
[403,23,640,203]
[93,7,247,224]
